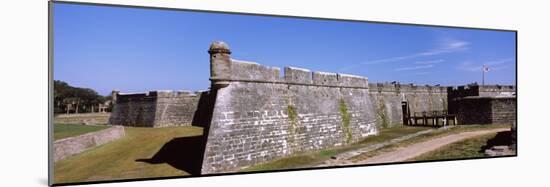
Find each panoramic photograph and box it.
[51,2,517,185]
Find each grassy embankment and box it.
[54,125,203,184]
[54,124,110,140]
[242,125,433,172]
[54,113,112,140]
[54,112,110,124]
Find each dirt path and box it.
[353,128,509,165]
[316,127,445,167]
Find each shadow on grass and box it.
[136,135,207,175]
[135,90,217,176]
[479,130,512,153]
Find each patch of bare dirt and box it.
[354,128,509,165]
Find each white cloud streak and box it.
[415,59,444,65]
[457,58,515,72]
[362,38,469,65]
[411,72,431,75]
[395,64,435,71]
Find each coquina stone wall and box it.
[479,85,516,97]
[368,83,447,128]
[447,84,516,115]
[201,42,378,174]
[109,90,201,127]
[456,96,516,125]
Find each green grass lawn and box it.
[54,124,110,140]
[54,126,203,184]
[242,125,433,172]
[350,124,512,162]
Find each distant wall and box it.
[490,97,517,124]
[109,91,200,127]
[109,92,156,127]
[368,83,447,128]
[456,96,516,125]
[479,85,516,97]
[53,126,125,162]
[448,85,516,114]
[54,113,111,125]
[201,55,377,174]
[154,91,201,127]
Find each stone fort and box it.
[109,41,516,174]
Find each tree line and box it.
[54,80,112,114]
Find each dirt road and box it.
[355,128,509,165]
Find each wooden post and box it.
[422,112,427,126]
[454,116,458,125]
[401,102,408,126]
[75,99,80,114]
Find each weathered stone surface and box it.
[368,83,448,128]
[479,85,516,97]
[447,84,516,115]
[284,67,312,84]
[53,126,125,162]
[231,59,281,82]
[108,90,202,127]
[209,41,232,88]
[312,71,339,86]
[455,96,516,125]
[201,81,378,174]
[339,74,369,88]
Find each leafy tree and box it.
[54,80,108,114]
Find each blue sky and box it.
[54,3,516,95]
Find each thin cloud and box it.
[411,72,432,75]
[395,64,435,71]
[415,59,444,65]
[362,38,469,65]
[457,58,514,72]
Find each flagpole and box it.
[482,64,485,86]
